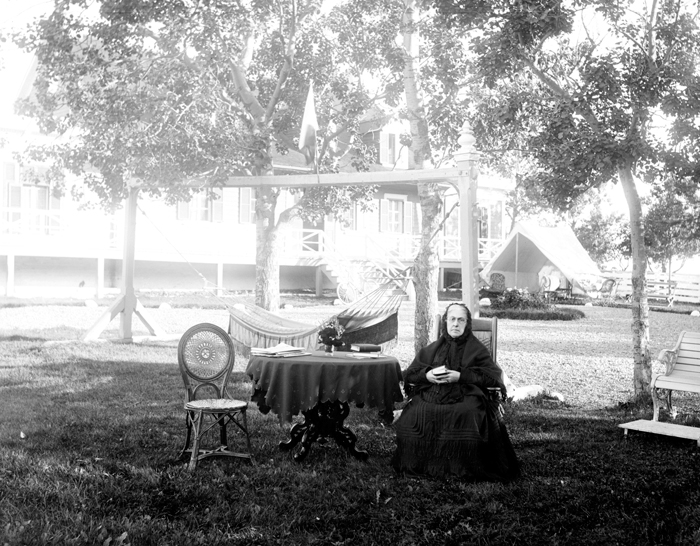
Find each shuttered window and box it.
[239,188,256,224]
[176,189,224,222]
[380,194,407,233]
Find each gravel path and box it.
[2,301,699,409]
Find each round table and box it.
[246,350,404,461]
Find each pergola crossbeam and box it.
[83,123,481,342]
[133,167,458,189]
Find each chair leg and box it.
[179,412,193,461]
[242,410,253,461]
[188,410,203,472]
[652,388,661,421]
[218,413,228,449]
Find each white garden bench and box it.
[619,331,700,446]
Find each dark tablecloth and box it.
[246,351,404,424]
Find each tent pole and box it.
[514,233,519,289]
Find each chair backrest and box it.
[432,312,498,360]
[600,278,617,295]
[490,273,506,292]
[178,323,235,402]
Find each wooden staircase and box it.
[319,242,412,303]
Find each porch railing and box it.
[1,207,505,264]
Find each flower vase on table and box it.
[318,317,344,355]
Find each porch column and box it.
[454,121,481,317]
[315,266,323,297]
[217,261,224,297]
[96,256,105,299]
[6,254,15,297]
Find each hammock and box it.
[227,279,409,354]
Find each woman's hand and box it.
[426,369,460,384]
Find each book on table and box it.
[250,342,309,357]
[350,343,381,353]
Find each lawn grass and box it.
[1,297,700,545]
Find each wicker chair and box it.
[178,323,252,471]
[489,272,506,292]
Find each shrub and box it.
[481,289,584,320]
[489,288,552,311]
[481,307,586,321]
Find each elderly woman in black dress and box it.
[392,302,520,481]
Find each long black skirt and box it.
[392,392,520,482]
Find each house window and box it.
[361,131,381,164]
[4,162,17,183]
[476,200,504,240]
[177,189,223,222]
[478,206,489,239]
[387,134,396,165]
[3,162,57,233]
[489,201,503,239]
[349,202,378,231]
[238,187,256,224]
[411,201,421,235]
[380,195,405,233]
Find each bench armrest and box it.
[657,349,678,375]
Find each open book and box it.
[250,343,309,357]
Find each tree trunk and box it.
[413,186,443,352]
[618,165,651,394]
[402,0,442,352]
[255,186,281,311]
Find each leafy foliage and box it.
[644,179,700,272]
[489,288,552,311]
[433,0,700,393]
[570,201,627,267]
[9,1,410,213]
[482,306,585,321]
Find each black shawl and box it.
[403,332,507,398]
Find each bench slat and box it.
[653,382,700,395]
[657,369,700,378]
[673,362,700,374]
[677,350,700,358]
[654,377,700,391]
[656,369,700,380]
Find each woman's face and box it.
[445,305,468,337]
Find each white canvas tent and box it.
[480,222,603,295]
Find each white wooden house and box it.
[0,68,511,298]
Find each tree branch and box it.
[214,24,266,123]
[265,0,297,123]
[519,55,601,134]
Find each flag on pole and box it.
[298,82,319,167]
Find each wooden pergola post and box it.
[454,121,481,317]
[82,186,166,341]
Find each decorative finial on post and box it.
[454,121,480,173]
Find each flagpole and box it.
[299,82,320,178]
[315,134,320,182]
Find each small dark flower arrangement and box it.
[318,317,345,347]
